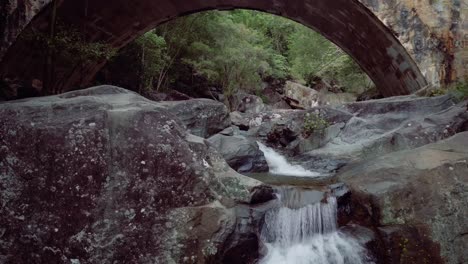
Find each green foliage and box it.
[428,88,447,97]
[255,89,270,104]
[19,21,116,94]
[303,113,329,135]
[426,80,468,101]
[449,81,468,100]
[24,23,116,64]
[288,26,371,93]
[182,14,270,97]
[134,31,168,90]
[104,9,373,99]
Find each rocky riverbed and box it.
[0,85,467,263]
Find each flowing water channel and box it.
[256,143,372,264]
[257,142,320,177]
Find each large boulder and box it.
[207,134,268,173]
[284,81,320,109]
[231,92,270,114]
[283,81,356,109]
[143,89,192,102]
[306,95,468,163]
[158,98,230,138]
[317,91,357,107]
[0,86,267,263]
[247,108,353,154]
[338,132,468,264]
[261,87,291,110]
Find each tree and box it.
[181,13,272,107]
[99,9,373,101]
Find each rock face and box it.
[207,134,268,173]
[235,107,353,153]
[0,86,266,263]
[233,94,467,174]
[231,92,270,114]
[306,95,468,163]
[261,87,291,110]
[317,91,357,107]
[360,0,467,86]
[157,99,230,138]
[143,90,192,102]
[284,81,320,109]
[283,81,357,109]
[338,132,468,264]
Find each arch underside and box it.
[0,0,428,97]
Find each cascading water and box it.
[260,188,372,264]
[257,142,320,177]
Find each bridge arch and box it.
[0,0,428,97]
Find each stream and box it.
[256,143,373,264]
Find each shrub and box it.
[303,112,329,135]
[449,81,468,100]
[428,88,446,97]
[255,89,269,104]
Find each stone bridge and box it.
[0,0,466,97]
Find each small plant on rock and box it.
[302,112,329,136]
[428,88,446,97]
[449,81,468,100]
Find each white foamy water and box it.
[257,142,320,177]
[260,196,372,264]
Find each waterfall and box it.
[257,142,320,177]
[260,191,372,264]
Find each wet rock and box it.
[158,98,230,138]
[376,225,445,264]
[288,121,347,155]
[294,154,348,174]
[328,183,350,198]
[338,132,468,263]
[250,185,275,205]
[207,134,268,173]
[248,108,353,154]
[0,85,264,263]
[213,205,262,264]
